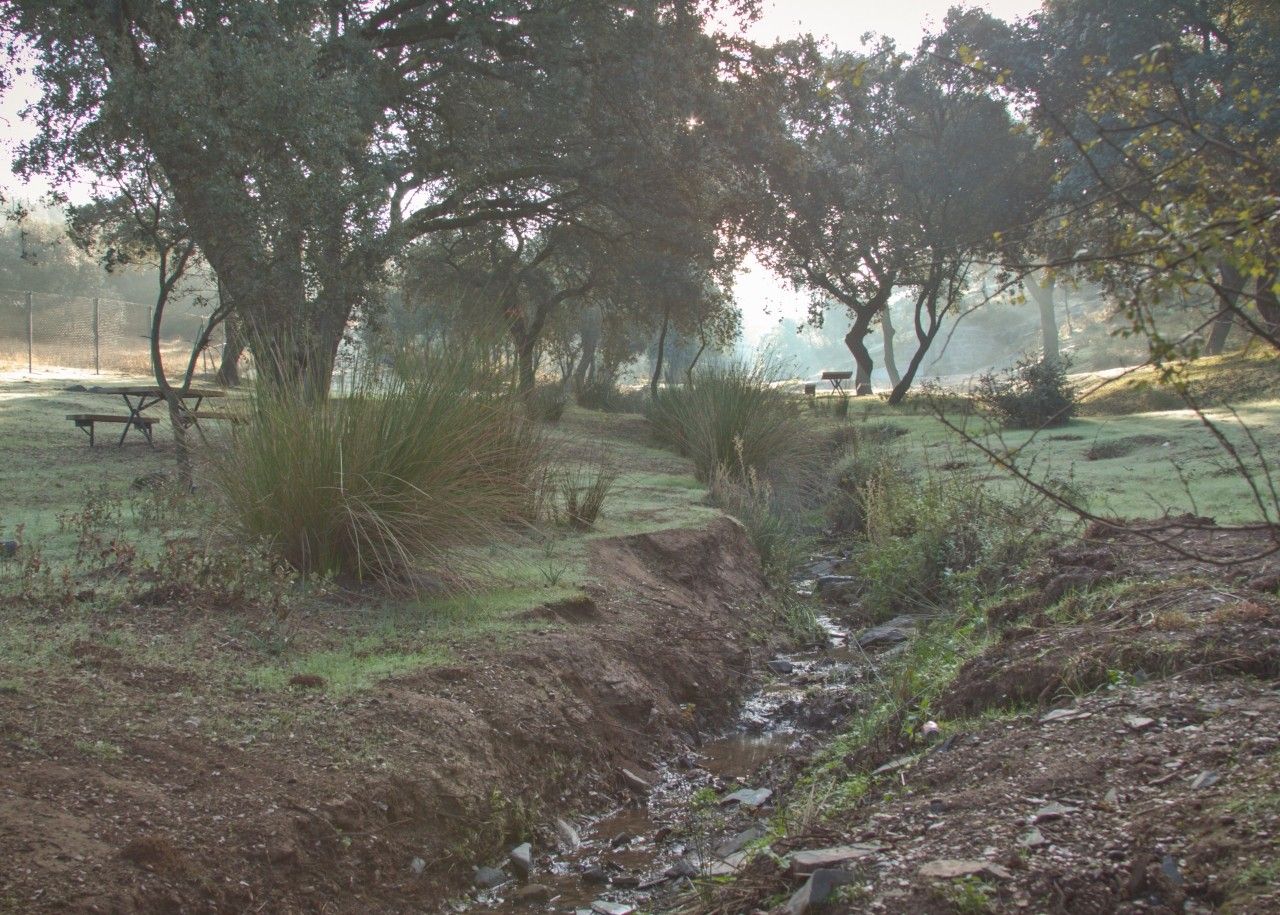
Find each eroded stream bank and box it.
[458,553,910,914]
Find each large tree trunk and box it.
[881,307,901,388]
[216,310,244,387]
[1026,273,1059,364]
[650,307,671,397]
[572,318,600,393]
[512,328,538,399]
[887,322,943,405]
[843,313,876,396]
[1205,263,1244,355]
[1257,271,1280,343]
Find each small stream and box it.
[455,557,882,914]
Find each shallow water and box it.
[461,556,857,913]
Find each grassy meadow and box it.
[3,350,1278,705]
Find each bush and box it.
[709,460,811,584]
[825,423,909,535]
[553,461,618,529]
[529,385,567,422]
[974,356,1076,429]
[214,353,545,585]
[855,469,1053,621]
[575,379,647,414]
[646,362,807,482]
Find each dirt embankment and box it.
[0,517,769,914]
[705,518,1280,915]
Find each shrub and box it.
[825,424,911,535]
[973,356,1076,429]
[709,457,811,584]
[529,384,567,422]
[553,461,618,529]
[646,362,807,481]
[853,469,1054,621]
[213,353,545,585]
[576,379,647,414]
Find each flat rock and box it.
[855,624,912,649]
[715,826,765,858]
[1019,828,1047,848]
[872,755,916,776]
[619,768,652,795]
[665,857,698,879]
[789,844,881,876]
[767,659,795,675]
[581,865,609,885]
[474,865,507,889]
[1190,770,1219,789]
[590,902,634,915]
[784,868,855,914]
[1125,716,1156,731]
[509,843,533,879]
[919,859,1013,881]
[720,787,772,808]
[814,574,858,596]
[1040,707,1091,723]
[554,817,581,851]
[1032,802,1079,823]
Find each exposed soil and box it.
[0,517,770,913]
[694,519,1280,915]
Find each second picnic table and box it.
[68,385,226,447]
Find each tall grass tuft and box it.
[553,460,618,529]
[213,351,544,586]
[646,362,807,482]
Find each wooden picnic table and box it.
[69,385,226,447]
[820,370,854,395]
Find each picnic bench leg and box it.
[118,393,154,446]
[830,378,844,395]
[118,395,136,446]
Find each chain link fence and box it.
[0,289,225,375]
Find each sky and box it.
[0,0,1043,337]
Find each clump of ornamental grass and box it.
[212,350,544,587]
[646,361,807,481]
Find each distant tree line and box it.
[1,0,1275,401]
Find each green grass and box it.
[1078,347,1280,416]
[0,373,719,703]
[811,392,1280,525]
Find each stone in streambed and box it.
[918,859,1013,880]
[590,902,634,915]
[666,857,698,879]
[509,843,533,879]
[619,768,652,795]
[767,659,794,675]
[715,826,765,858]
[720,787,772,808]
[474,865,508,889]
[855,618,916,649]
[554,817,581,851]
[788,843,881,876]
[784,868,855,914]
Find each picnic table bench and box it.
[66,413,158,447]
[66,385,227,447]
[820,370,854,394]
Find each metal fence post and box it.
[26,291,33,374]
[92,296,100,374]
